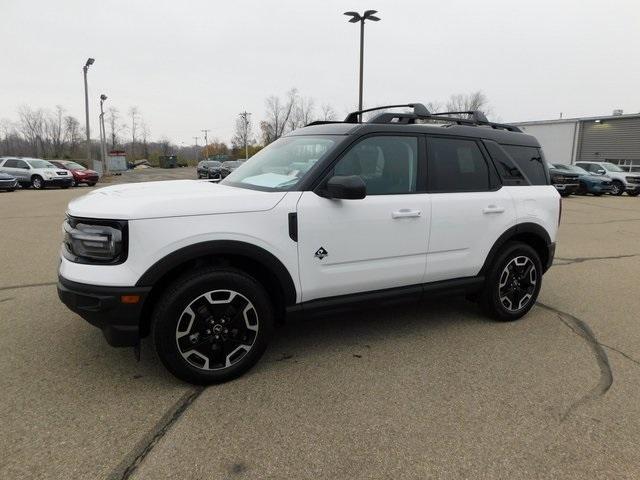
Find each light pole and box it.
[343,10,380,117]
[82,58,95,165]
[239,111,251,160]
[201,129,210,159]
[99,94,108,175]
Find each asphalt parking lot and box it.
[2,168,640,479]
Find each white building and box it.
[514,112,640,173]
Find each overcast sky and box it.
[2,0,639,145]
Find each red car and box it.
[49,160,99,187]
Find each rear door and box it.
[424,136,516,282]
[296,134,431,301]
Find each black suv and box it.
[548,165,580,197]
[197,160,223,179]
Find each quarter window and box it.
[427,137,490,192]
[502,145,547,185]
[484,141,526,185]
[332,136,418,194]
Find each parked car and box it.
[552,163,612,196]
[575,161,640,196]
[49,160,99,187]
[0,157,73,189]
[0,172,18,191]
[197,160,222,179]
[57,103,560,385]
[547,165,580,197]
[220,160,244,179]
[206,161,223,181]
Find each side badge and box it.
[314,247,328,260]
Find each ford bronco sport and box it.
[58,103,560,384]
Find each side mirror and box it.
[326,175,366,200]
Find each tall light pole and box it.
[201,129,210,159]
[193,136,199,162]
[82,58,95,165]
[99,94,108,175]
[239,111,251,160]
[343,11,380,117]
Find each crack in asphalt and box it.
[553,253,640,266]
[108,386,205,480]
[0,297,15,303]
[536,302,613,421]
[0,281,57,292]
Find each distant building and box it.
[513,111,640,172]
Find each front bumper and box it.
[625,183,640,191]
[57,276,151,347]
[76,175,99,184]
[554,183,579,194]
[0,179,17,190]
[44,177,73,187]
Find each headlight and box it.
[62,217,128,264]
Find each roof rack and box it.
[339,103,521,132]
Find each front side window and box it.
[331,136,418,195]
[222,135,338,191]
[428,137,490,192]
[602,162,623,172]
[502,145,548,185]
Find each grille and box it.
[626,176,640,184]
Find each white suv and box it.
[574,161,640,196]
[57,104,560,384]
[0,157,73,189]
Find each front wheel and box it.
[480,242,542,321]
[627,190,640,197]
[152,267,274,385]
[610,181,624,196]
[31,175,44,190]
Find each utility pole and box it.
[99,94,108,175]
[201,129,210,160]
[239,111,251,160]
[82,58,95,165]
[193,136,199,162]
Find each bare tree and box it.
[128,106,140,159]
[17,106,45,157]
[320,103,337,121]
[231,114,254,152]
[106,107,125,149]
[262,88,298,144]
[445,91,489,116]
[46,105,66,158]
[141,121,150,159]
[289,96,315,130]
[64,115,81,157]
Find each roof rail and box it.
[344,103,430,123]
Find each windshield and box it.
[27,159,55,169]
[222,135,339,191]
[602,162,623,172]
[65,162,86,170]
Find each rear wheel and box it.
[152,267,274,385]
[31,175,44,190]
[610,181,624,196]
[480,242,542,321]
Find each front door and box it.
[296,135,430,302]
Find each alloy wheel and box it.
[175,289,259,371]
[498,256,537,312]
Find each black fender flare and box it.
[135,240,297,305]
[480,222,553,275]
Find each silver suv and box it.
[575,161,640,196]
[0,157,73,189]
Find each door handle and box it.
[392,209,422,219]
[483,205,505,214]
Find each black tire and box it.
[88,182,97,187]
[152,267,274,385]
[560,191,572,197]
[31,175,44,190]
[627,191,640,197]
[610,181,624,196]
[480,242,542,322]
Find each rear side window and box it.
[502,145,548,185]
[3,159,18,168]
[483,141,526,185]
[427,137,489,192]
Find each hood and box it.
[67,180,286,220]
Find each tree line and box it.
[0,90,490,164]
